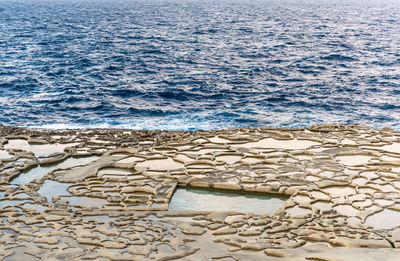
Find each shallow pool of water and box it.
[38,180,70,203]
[168,187,288,215]
[22,203,48,212]
[0,149,12,159]
[0,200,24,208]
[12,156,99,185]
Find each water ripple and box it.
[0,0,400,130]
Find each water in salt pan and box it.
[22,203,47,212]
[0,150,12,159]
[169,187,288,215]
[12,156,99,185]
[38,180,70,203]
[0,200,24,208]
[4,139,78,157]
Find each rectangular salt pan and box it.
[169,187,288,215]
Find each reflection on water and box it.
[13,165,56,186]
[169,187,288,215]
[12,156,99,185]
[22,203,47,212]
[0,200,24,208]
[38,180,70,203]
[0,149,12,159]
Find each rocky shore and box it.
[1,125,400,260]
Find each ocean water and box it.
[0,0,399,130]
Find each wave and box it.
[1,0,400,130]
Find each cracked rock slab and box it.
[1,125,400,260]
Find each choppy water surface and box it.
[1,0,400,130]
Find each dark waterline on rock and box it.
[1,0,400,130]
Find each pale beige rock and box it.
[3,125,400,260]
[178,223,207,235]
[212,227,238,236]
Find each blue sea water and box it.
[0,0,400,131]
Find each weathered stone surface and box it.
[1,125,400,260]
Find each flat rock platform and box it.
[1,125,400,260]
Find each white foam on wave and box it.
[26,117,227,131]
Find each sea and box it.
[0,0,400,131]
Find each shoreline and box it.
[1,124,400,260]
